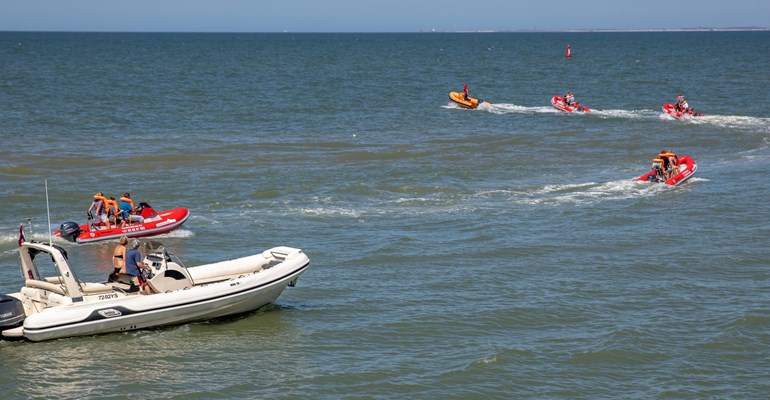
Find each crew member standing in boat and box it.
[105,196,119,228]
[463,84,470,101]
[125,239,153,295]
[87,193,108,227]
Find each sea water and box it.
[1,31,769,399]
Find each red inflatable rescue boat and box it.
[636,155,697,186]
[551,95,591,113]
[662,103,703,119]
[55,205,190,244]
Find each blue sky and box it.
[2,0,768,32]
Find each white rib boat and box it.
[0,238,310,342]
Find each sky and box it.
[1,0,768,32]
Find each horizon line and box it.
[1,27,768,34]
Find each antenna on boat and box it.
[45,179,53,245]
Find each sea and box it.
[0,31,769,399]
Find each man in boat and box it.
[105,196,120,228]
[673,95,692,114]
[657,149,678,180]
[87,192,108,228]
[463,84,470,101]
[649,159,666,182]
[564,92,577,107]
[119,193,144,226]
[125,239,153,295]
[135,202,158,219]
[662,150,678,180]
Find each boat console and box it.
[142,242,193,293]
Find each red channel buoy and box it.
[566,44,571,58]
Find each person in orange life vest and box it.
[87,192,108,226]
[674,95,690,113]
[119,193,144,226]
[655,150,671,180]
[105,196,120,228]
[659,150,678,180]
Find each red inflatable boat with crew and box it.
[55,203,189,244]
[662,103,703,119]
[551,95,591,113]
[636,154,697,186]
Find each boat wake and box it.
[444,102,770,132]
[681,114,770,132]
[484,103,562,115]
[486,179,692,206]
[273,178,707,221]
[154,228,195,239]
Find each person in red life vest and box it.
[463,84,470,101]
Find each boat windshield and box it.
[142,241,186,269]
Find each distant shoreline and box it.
[422,27,769,33]
[1,27,768,34]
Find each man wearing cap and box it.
[125,239,153,295]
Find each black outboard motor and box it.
[59,221,81,243]
[0,294,26,331]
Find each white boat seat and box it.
[80,283,118,295]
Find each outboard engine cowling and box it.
[59,221,81,243]
[0,294,26,330]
